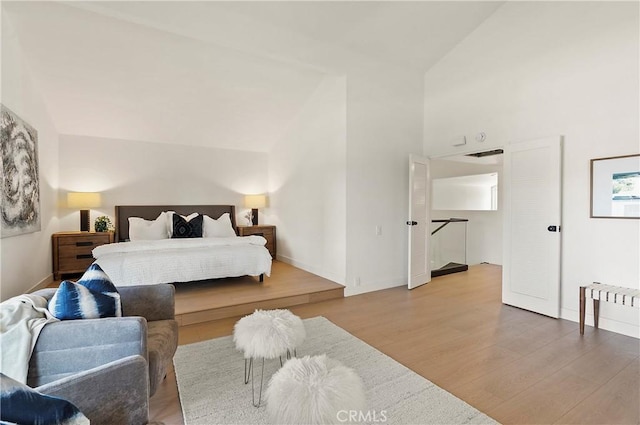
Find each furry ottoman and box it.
[265,354,366,425]
[233,309,306,360]
[233,309,306,406]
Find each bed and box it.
[92,205,272,287]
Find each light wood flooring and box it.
[151,263,640,425]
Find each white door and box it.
[408,154,431,289]
[503,136,562,317]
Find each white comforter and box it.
[93,236,272,287]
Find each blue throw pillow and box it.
[77,263,122,316]
[48,264,122,320]
[49,282,116,320]
[0,373,89,425]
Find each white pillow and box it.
[128,212,169,241]
[203,213,237,238]
[166,211,200,237]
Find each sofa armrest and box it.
[119,284,175,321]
[37,355,149,425]
[28,317,147,387]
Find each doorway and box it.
[424,136,563,318]
[430,150,504,271]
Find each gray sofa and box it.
[29,284,179,424]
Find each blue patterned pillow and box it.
[49,264,121,320]
[77,263,121,316]
[0,373,89,425]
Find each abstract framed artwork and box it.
[1,104,41,237]
[590,153,640,219]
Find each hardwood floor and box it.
[150,264,639,424]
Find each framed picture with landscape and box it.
[590,153,640,219]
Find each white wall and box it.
[346,68,425,295]
[267,66,424,295]
[1,13,60,300]
[58,135,268,231]
[430,160,503,267]
[268,76,347,284]
[433,176,496,211]
[424,2,639,337]
[433,184,489,211]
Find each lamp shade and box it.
[67,192,102,209]
[244,194,267,209]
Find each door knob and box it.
[406,221,418,226]
[547,225,558,232]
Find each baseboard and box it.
[344,277,405,297]
[275,255,405,297]
[561,307,640,339]
[276,254,345,286]
[28,274,54,293]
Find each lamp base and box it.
[251,208,258,226]
[80,210,90,232]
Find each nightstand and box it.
[52,231,114,280]
[237,225,276,258]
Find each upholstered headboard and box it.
[115,205,237,242]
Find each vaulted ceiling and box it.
[2,1,503,152]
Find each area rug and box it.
[174,316,497,425]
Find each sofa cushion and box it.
[27,317,147,389]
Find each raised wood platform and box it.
[173,261,344,326]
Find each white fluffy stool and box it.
[265,354,366,425]
[233,309,306,407]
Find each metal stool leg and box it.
[248,349,299,406]
[251,358,265,407]
[244,358,252,384]
[280,348,296,366]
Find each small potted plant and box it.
[94,216,113,233]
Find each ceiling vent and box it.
[465,149,504,158]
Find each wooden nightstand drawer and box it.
[52,232,114,279]
[58,234,110,247]
[237,225,276,258]
[248,228,273,239]
[58,254,95,273]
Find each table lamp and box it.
[244,194,267,226]
[67,192,102,231]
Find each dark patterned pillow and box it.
[172,214,203,238]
